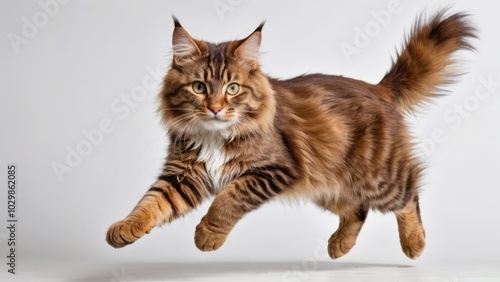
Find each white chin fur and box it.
[200,119,233,131]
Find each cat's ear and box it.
[234,22,264,70]
[172,16,201,65]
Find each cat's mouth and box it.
[204,108,236,121]
[203,114,231,122]
[211,116,228,121]
[198,108,238,131]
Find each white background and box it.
[1,0,499,281]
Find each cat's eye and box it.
[192,81,206,94]
[226,83,240,95]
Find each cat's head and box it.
[160,17,275,139]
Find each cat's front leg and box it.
[107,174,208,248]
[195,165,296,251]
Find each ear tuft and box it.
[172,15,182,28]
[254,21,265,32]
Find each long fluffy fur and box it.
[380,10,477,112]
[106,9,476,260]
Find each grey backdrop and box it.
[1,0,499,279]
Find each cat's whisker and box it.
[163,107,193,111]
[167,114,198,153]
[234,109,258,113]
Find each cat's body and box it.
[107,10,475,259]
[271,74,418,208]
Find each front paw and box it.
[106,218,153,248]
[195,220,228,252]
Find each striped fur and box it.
[107,10,476,259]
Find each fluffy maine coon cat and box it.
[107,10,475,259]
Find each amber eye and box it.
[226,83,240,95]
[192,81,206,94]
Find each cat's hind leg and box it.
[395,196,426,259]
[317,200,369,259]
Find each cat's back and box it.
[271,73,394,107]
[270,73,398,124]
[268,73,407,191]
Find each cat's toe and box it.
[327,233,356,259]
[106,219,151,248]
[194,222,227,252]
[401,232,425,259]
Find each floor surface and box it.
[2,261,500,282]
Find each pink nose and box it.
[209,106,222,114]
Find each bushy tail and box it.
[379,9,477,112]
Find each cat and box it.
[107,9,475,260]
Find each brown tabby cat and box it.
[107,10,475,259]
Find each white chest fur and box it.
[190,132,230,191]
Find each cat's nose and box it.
[209,106,223,115]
